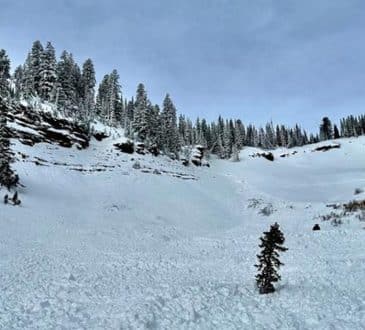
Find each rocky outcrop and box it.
[313,144,340,152]
[0,98,89,149]
[191,145,210,166]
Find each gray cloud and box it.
[1,0,365,130]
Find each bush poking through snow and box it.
[343,199,365,213]
[132,161,141,170]
[354,188,364,195]
[259,204,274,216]
[255,222,288,294]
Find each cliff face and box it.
[0,97,89,149]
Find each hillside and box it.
[1,130,365,329]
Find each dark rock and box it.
[258,152,274,161]
[313,144,340,152]
[312,224,321,231]
[0,98,90,149]
[114,140,134,154]
[93,132,109,141]
[132,161,141,169]
[135,142,146,155]
[147,144,159,157]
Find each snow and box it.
[0,135,365,329]
[7,121,42,137]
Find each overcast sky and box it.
[1,0,365,130]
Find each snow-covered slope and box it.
[0,135,364,329]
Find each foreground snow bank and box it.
[0,136,364,329]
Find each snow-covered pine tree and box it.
[96,74,109,119]
[107,69,122,126]
[81,58,96,125]
[56,50,75,114]
[319,117,333,141]
[21,53,34,98]
[71,62,83,112]
[13,65,24,100]
[124,99,135,137]
[133,83,150,141]
[161,93,179,156]
[223,120,233,158]
[234,119,244,149]
[0,49,11,98]
[148,103,161,148]
[0,97,19,189]
[39,42,57,101]
[255,222,288,294]
[178,114,187,146]
[28,40,44,96]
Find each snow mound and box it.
[0,133,365,328]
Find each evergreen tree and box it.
[81,58,96,123]
[133,83,150,141]
[148,104,161,147]
[124,98,135,137]
[22,53,34,98]
[27,40,44,96]
[319,117,333,141]
[56,50,76,113]
[0,97,19,189]
[96,74,109,118]
[333,124,340,139]
[255,222,288,294]
[13,65,24,100]
[161,93,179,156]
[39,42,57,101]
[0,49,11,97]
[107,69,122,126]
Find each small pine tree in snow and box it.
[0,98,19,189]
[255,222,288,294]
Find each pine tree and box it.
[13,65,24,99]
[255,222,288,294]
[56,50,75,113]
[133,83,150,141]
[22,53,34,98]
[106,69,122,126]
[161,93,179,156]
[81,58,96,123]
[319,117,333,141]
[0,49,11,97]
[0,97,19,189]
[333,124,340,139]
[27,40,44,96]
[39,42,57,101]
[124,99,135,137]
[96,74,109,118]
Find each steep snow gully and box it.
[1,135,365,329]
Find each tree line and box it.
[1,41,365,159]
